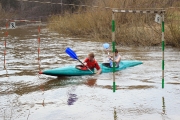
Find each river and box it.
[0,25,180,120]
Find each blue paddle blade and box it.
[103,43,109,49]
[65,47,78,60]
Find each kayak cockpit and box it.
[75,65,94,72]
[101,63,120,68]
[75,63,118,71]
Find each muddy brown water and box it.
[0,25,180,120]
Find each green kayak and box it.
[39,60,142,76]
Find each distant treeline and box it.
[0,0,179,19]
[0,0,19,11]
[0,0,92,13]
[0,0,93,17]
[0,0,179,16]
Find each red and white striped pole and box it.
[4,20,8,69]
[38,25,41,72]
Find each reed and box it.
[166,8,180,47]
[48,0,180,47]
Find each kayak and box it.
[39,60,143,76]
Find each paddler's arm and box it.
[109,55,121,64]
[95,68,102,75]
[105,49,110,55]
[94,63,102,75]
[82,58,88,66]
[115,55,121,63]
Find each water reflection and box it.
[67,93,78,105]
[161,97,166,120]
[162,97,166,114]
[5,69,8,77]
[39,83,45,107]
[114,107,118,120]
[42,99,45,107]
[11,75,99,96]
[67,86,78,105]
[13,76,68,95]
[84,78,97,87]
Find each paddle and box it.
[103,43,110,55]
[103,43,113,67]
[65,47,94,73]
[103,43,110,49]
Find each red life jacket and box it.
[84,58,100,70]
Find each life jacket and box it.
[109,54,121,67]
[84,58,100,70]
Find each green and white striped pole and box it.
[162,13,165,88]
[112,12,116,92]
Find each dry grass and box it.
[48,0,180,47]
[166,8,180,47]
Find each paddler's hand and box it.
[108,55,113,61]
[95,69,102,75]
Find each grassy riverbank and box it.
[48,0,180,47]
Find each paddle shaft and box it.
[103,43,110,55]
[77,59,94,73]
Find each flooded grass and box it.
[167,82,180,85]
[126,85,156,89]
